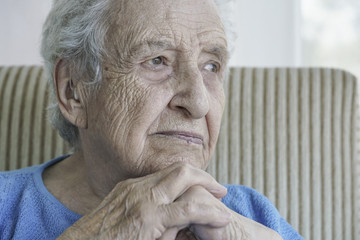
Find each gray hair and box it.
[41,0,235,149]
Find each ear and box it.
[53,59,88,129]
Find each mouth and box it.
[153,131,204,145]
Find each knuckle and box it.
[123,181,137,194]
[124,184,133,193]
[149,185,168,202]
[113,178,135,192]
[130,203,154,225]
[133,205,166,239]
[173,163,191,179]
[181,201,196,216]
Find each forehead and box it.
[108,0,227,55]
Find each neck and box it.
[81,146,131,199]
[43,152,105,215]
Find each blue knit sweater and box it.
[0,156,303,239]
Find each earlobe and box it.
[53,59,88,129]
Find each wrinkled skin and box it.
[44,0,283,239]
[57,163,231,239]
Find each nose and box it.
[169,64,210,119]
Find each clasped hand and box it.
[58,163,282,240]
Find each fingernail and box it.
[211,185,227,195]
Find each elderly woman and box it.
[0,0,303,239]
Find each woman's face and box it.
[81,0,228,179]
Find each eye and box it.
[204,63,219,73]
[147,56,164,66]
[140,55,172,82]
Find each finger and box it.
[157,227,178,240]
[97,162,192,208]
[150,163,227,203]
[190,225,226,240]
[159,200,231,229]
[176,186,227,210]
[177,185,217,202]
[192,210,284,240]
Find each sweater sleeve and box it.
[221,185,303,240]
[0,158,81,240]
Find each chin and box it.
[136,154,209,177]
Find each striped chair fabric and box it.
[0,66,359,239]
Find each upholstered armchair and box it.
[0,66,359,239]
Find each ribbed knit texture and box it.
[222,185,303,239]
[207,68,360,240]
[0,66,69,170]
[1,66,359,239]
[0,156,81,239]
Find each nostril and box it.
[176,105,191,117]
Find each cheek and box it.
[94,75,152,152]
[97,75,175,162]
[207,86,225,148]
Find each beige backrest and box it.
[0,66,69,170]
[207,67,360,240]
[1,66,359,239]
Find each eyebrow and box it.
[130,40,175,57]
[202,45,229,63]
[130,39,229,63]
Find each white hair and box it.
[214,0,237,53]
[41,0,236,149]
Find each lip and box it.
[152,131,204,145]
